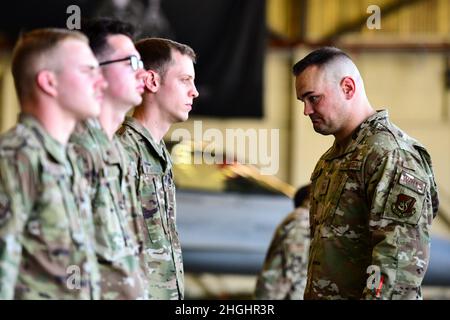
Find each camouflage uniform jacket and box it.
[305,110,439,300]
[70,119,147,300]
[117,116,183,300]
[255,206,310,300]
[0,114,100,299]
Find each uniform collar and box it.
[19,113,69,165]
[123,116,169,163]
[323,109,389,160]
[84,118,122,165]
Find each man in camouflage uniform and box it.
[117,38,199,299]
[293,47,439,299]
[70,18,148,299]
[0,28,106,299]
[255,184,311,300]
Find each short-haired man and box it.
[117,38,199,299]
[293,47,439,299]
[0,28,106,299]
[70,18,147,299]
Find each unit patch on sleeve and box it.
[392,193,416,217]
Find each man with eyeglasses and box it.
[99,55,144,71]
[70,18,148,300]
[117,38,199,300]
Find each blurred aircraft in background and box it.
[169,140,450,286]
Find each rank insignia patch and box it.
[392,193,416,217]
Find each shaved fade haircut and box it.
[11,28,88,103]
[293,47,365,93]
[292,47,352,76]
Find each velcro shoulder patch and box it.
[398,171,426,195]
[392,193,416,217]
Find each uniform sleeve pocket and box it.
[383,170,426,225]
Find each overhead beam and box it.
[322,0,427,42]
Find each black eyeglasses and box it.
[99,55,144,71]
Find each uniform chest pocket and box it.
[311,161,362,229]
[93,166,134,260]
[30,169,79,267]
[323,172,349,227]
[162,173,177,222]
[140,167,165,244]
[95,165,126,216]
[125,160,139,192]
[311,172,348,226]
[28,211,72,269]
[122,161,141,219]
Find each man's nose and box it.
[190,84,199,98]
[97,72,108,90]
[136,68,146,81]
[303,102,313,116]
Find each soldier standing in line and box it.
[293,47,439,299]
[0,28,106,299]
[117,38,199,300]
[70,18,148,300]
[255,184,311,300]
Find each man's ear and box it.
[36,70,58,97]
[340,76,356,99]
[144,70,160,93]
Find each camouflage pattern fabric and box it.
[305,110,439,300]
[255,206,310,300]
[0,114,101,299]
[117,116,183,300]
[70,119,147,300]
